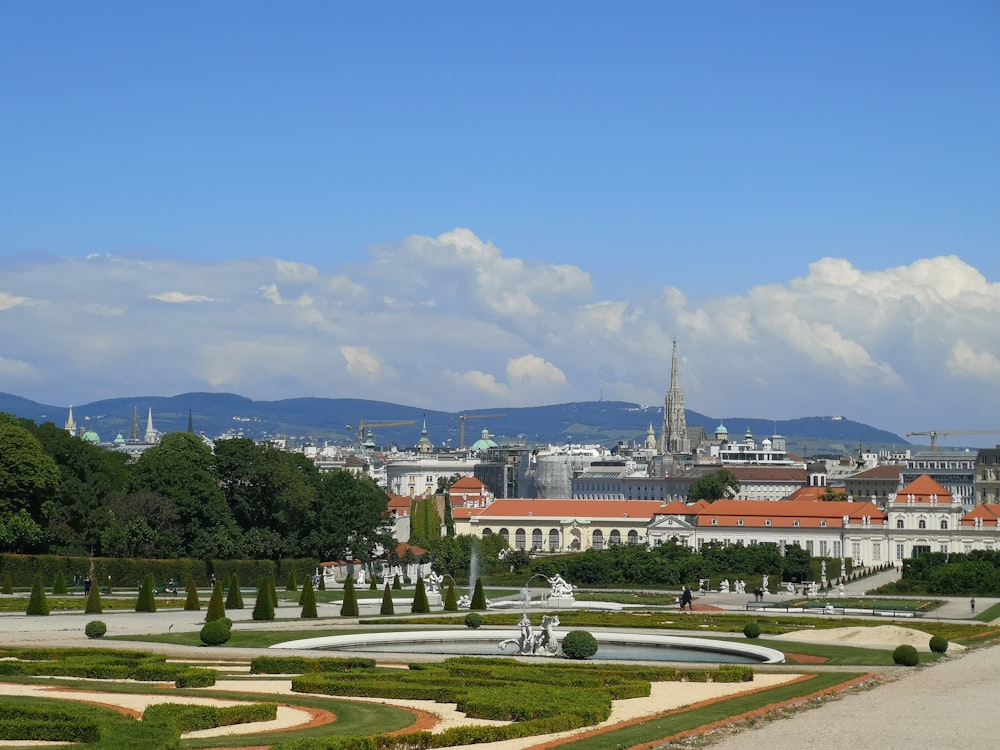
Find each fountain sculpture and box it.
[499,614,562,656]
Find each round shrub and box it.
[85,620,107,639]
[929,635,949,654]
[200,618,232,646]
[561,630,599,660]
[743,621,762,639]
[464,612,483,629]
[892,644,919,666]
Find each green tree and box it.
[184,576,201,611]
[688,470,741,502]
[380,582,395,615]
[26,573,49,615]
[226,573,245,609]
[29,422,127,556]
[470,578,487,610]
[100,490,178,559]
[52,569,68,595]
[340,576,359,617]
[443,579,458,611]
[411,576,429,614]
[135,574,157,612]
[214,438,319,559]
[300,575,317,618]
[127,432,242,559]
[409,497,442,549]
[206,578,226,621]
[2,572,13,595]
[84,579,103,614]
[251,576,274,621]
[0,509,43,554]
[0,417,60,548]
[305,471,392,562]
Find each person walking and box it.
[680,585,693,613]
[971,597,976,614]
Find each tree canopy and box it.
[687,470,741,502]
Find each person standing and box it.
[971,597,976,614]
[680,585,693,613]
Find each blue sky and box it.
[2,2,999,442]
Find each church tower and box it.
[64,406,77,435]
[660,339,691,455]
[144,408,158,444]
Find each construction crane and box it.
[905,430,1000,451]
[346,418,416,443]
[451,413,507,450]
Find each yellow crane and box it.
[346,418,416,443]
[906,430,1000,451]
[451,413,507,450]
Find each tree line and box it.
[0,413,393,561]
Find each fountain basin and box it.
[269,630,785,664]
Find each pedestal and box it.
[546,595,575,609]
[426,592,442,608]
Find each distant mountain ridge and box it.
[0,391,911,456]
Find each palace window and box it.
[592,530,604,550]
[897,519,904,529]
[515,528,526,550]
[940,520,948,530]
[918,520,926,530]
[548,529,559,551]
[532,529,543,549]
[610,530,622,546]
[628,530,639,545]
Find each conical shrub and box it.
[85,578,103,614]
[53,570,68,595]
[318,572,326,591]
[286,570,298,592]
[392,574,402,591]
[300,575,317,619]
[340,576,359,617]
[252,577,273,621]
[443,580,458,612]
[369,577,377,591]
[226,573,244,609]
[470,578,487,610]
[2,572,13,595]
[269,574,279,612]
[206,579,226,622]
[135,574,157,612]
[26,573,49,616]
[184,576,201,611]
[411,576,430,614]
[380,583,395,615]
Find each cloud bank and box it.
[2,230,998,436]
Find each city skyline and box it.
[2,3,998,438]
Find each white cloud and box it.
[1,238,998,435]
[340,346,384,379]
[149,291,219,303]
[948,341,1000,380]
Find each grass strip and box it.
[551,672,866,750]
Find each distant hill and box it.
[0,391,911,456]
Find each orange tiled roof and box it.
[450,476,487,492]
[895,475,954,502]
[457,499,666,522]
[962,505,1000,527]
[665,499,885,529]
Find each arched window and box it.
[482,528,493,536]
[500,528,510,543]
[532,528,543,550]
[515,528,526,550]
[628,530,639,545]
[896,519,904,529]
[548,529,560,551]
[610,529,622,546]
[918,520,926,530]
[940,519,948,530]
[592,529,604,550]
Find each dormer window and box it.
[738,519,744,526]
[711,518,718,525]
[820,520,827,528]
[765,519,772,527]
[793,520,800,527]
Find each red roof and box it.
[455,498,666,522]
[962,505,1000,527]
[666,499,885,529]
[450,476,488,492]
[895,475,954,503]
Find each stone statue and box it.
[761,574,769,592]
[424,570,443,593]
[719,579,730,593]
[808,581,819,596]
[838,582,845,597]
[534,614,560,655]
[784,581,796,594]
[735,579,746,595]
[354,567,366,587]
[547,574,574,597]
[821,560,827,578]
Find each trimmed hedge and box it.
[250,656,376,674]
[85,620,107,639]
[200,619,232,646]
[929,635,949,654]
[561,630,599,659]
[893,644,920,666]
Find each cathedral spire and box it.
[660,338,691,455]
[64,406,77,435]
[144,408,158,444]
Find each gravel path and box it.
[707,643,999,750]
